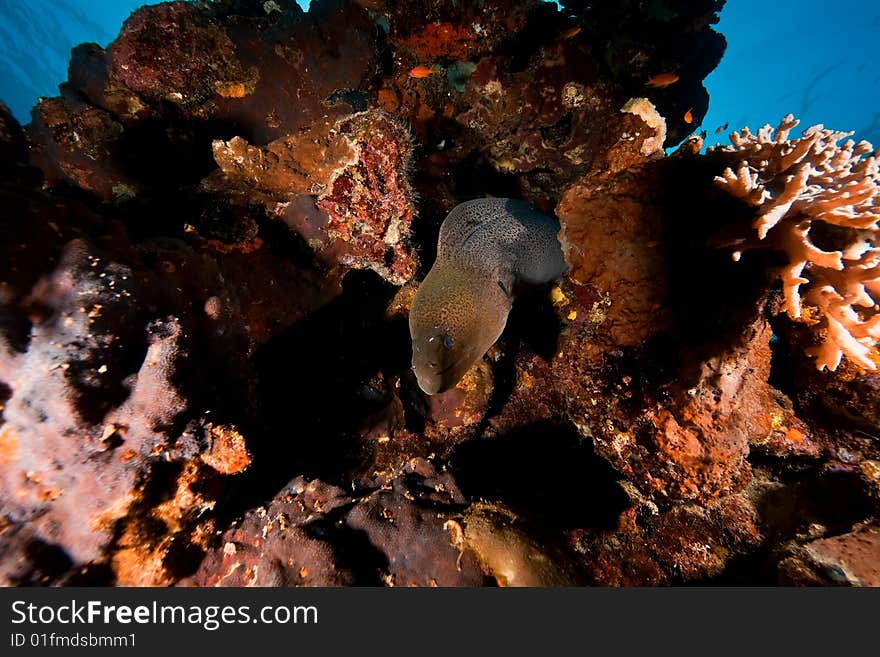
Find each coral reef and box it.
[560,0,726,145]
[188,477,353,586]
[777,522,880,586]
[712,115,880,372]
[213,110,418,284]
[462,502,578,586]
[1,0,878,587]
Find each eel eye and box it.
[442,335,454,350]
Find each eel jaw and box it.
[412,353,461,395]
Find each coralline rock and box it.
[571,493,761,585]
[0,102,40,186]
[365,0,680,210]
[374,0,534,63]
[316,112,418,285]
[210,0,380,144]
[620,98,667,156]
[5,0,878,589]
[0,102,26,162]
[418,359,494,431]
[482,351,566,437]
[557,161,671,349]
[31,0,386,201]
[346,490,483,586]
[200,235,339,345]
[190,478,353,587]
[108,3,256,111]
[109,459,219,587]
[554,154,776,505]
[27,96,135,201]
[462,502,577,586]
[398,21,479,61]
[199,423,252,475]
[191,462,485,587]
[814,369,880,436]
[778,523,880,586]
[557,312,770,505]
[345,461,484,586]
[214,110,418,285]
[68,43,151,123]
[212,120,358,198]
[749,389,822,459]
[560,0,726,146]
[631,323,766,503]
[456,48,619,181]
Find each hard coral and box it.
[109,2,255,110]
[561,0,726,147]
[27,96,135,201]
[317,111,418,285]
[214,110,417,285]
[212,119,358,197]
[713,115,880,372]
[189,477,353,587]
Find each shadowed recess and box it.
[117,117,246,190]
[244,270,409,498]
[450,420,630,531]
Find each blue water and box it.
[701,0,880,148]
[0,0,878,148]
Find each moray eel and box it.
[409,198,567,394]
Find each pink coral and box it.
[713,115,880,371]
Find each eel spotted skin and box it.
[409,198,567,394]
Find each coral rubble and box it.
[1,0,878,587]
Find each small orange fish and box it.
[715,125,723,135]
[409,65,435,78]
[683,108,693,124]
[559,25,582,40]
[645,73,679,88]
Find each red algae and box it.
[398,22,478,61]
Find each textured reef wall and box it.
[1,0,878,586]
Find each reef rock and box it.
[109,3,256,111]
[345,460,484,586]
[189,478,353,587]
[213,110,418,285]
[778,523,880,586]
[2,0,878,588]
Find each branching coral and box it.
[713,115,880,371]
